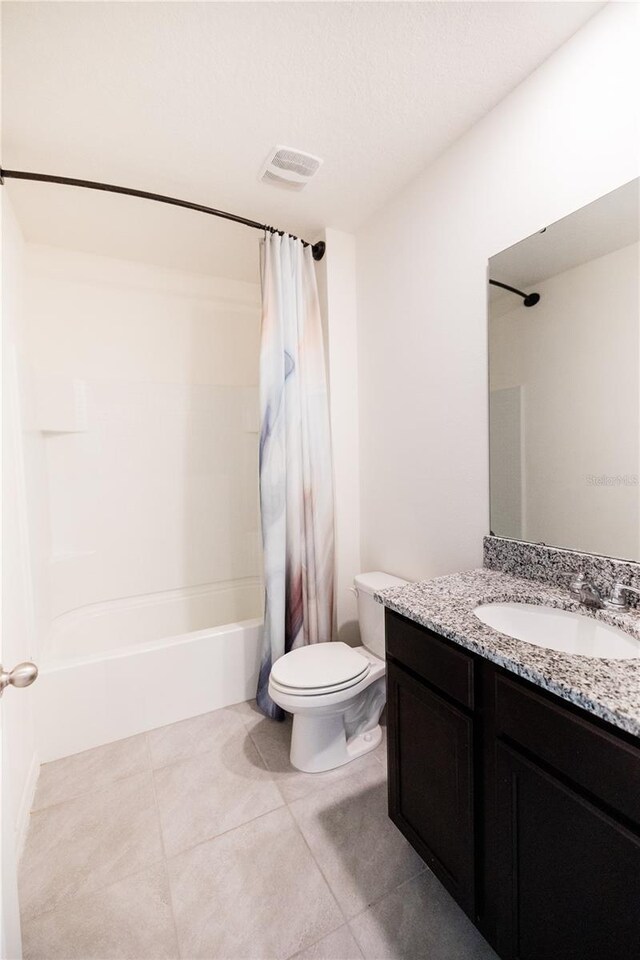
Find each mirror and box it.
[488,178,640,561]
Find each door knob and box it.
[0,661,38,697]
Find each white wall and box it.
[318,229,362,644]
[490,242,639,560]
[356,3,640,580]
[22,246,262,631]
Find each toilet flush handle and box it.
[349,586,358,597]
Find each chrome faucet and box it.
[568,574,640,613]
[602,581,640,613]
[568,573,602,608]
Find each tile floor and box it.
[19,701,498,960]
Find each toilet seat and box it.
[269,671,370,697]
[270,642,370,697]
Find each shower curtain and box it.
[256,233,334,719]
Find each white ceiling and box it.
[490,177,639,298]
[1,1,605,280]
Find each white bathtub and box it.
[34,580,264,762]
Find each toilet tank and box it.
[354,572,408,659]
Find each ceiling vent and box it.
[259,146,322,191]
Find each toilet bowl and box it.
[268,571,407,773]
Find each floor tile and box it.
[147,705,248,769]
[229,698,265,731]
[287,924,364,960]
[289,761,424,919]
[167,805,343,960]
[21,864,178,960]
[32,734,151,811]
[154,727,284,856]
[372,727,387,771]
[350,872,499,959]
[19,702,500,960]
[19,772,163,919]
[249,713,383,804]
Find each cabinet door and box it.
[387,660,475,915]
[495,742,640,960]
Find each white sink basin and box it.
[474,602,640,659]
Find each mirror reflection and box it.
[488,178,640,560]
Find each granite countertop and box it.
[376,567,640,738]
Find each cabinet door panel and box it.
[494,673,640,824]
[386,610,474,707]
[495,742,640,960]
[387,661,474,914]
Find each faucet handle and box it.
[603,581,640,611]
[568,572,588,595]
[567,572,602,608]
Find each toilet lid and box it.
[270,642,369,691]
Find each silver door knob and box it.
[0,662,38,697]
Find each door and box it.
[387,661,475,916]
[495,742,640,960]
[1,202,40,959]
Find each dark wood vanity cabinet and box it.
[385,609,640,960]
[494,743,640,959]
[386,661,475,914]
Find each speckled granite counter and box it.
[376,568,640,738]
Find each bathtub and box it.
[33,579,264,762]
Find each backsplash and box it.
[484,536,640,610]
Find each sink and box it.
[474,602,640,659]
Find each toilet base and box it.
[269,648,387,774]
[289,713,383,773]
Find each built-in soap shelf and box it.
[35,376,88,433]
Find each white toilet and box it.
[268,572,407,773]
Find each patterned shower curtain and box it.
[256,233,334,719]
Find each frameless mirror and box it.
[488,178,640,561]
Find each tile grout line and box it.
[20,852,168,926]
[281,744,430,945]
[26,706,392,951]
[284,799,351,930]
[149,714,289,861]
[22,703,430,960]
[24,722,286,932]
[350,861,429,920]
[162,800,288,864]
[228,708,356,941]
[147,707,274,774]
[245,710,401,934]
[20,758,166,925]
[145,732,183,960]
[281,922,365,960]
[343,924,367,960]
[158,801,347,959]
[245,718,374,808]
[274,805,349,956]
[345,861,431,953]
[238,715,290,805]
[20,708,278,938]
[30,746,154,815]
[34,711,252,817]
[245,724,290,805]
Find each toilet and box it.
[268,572,408,773]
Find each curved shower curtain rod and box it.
[0,167,327,262]
[489,278,540,307]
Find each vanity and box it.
[381,179,640,959]
[381,566,640,959]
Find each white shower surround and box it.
[19,245,265,761]
[33,581,263,762]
